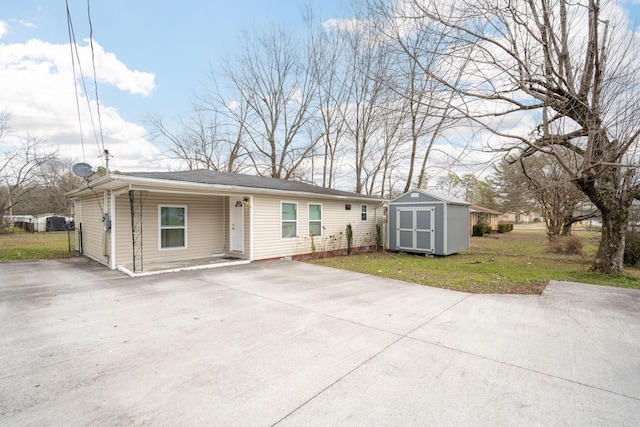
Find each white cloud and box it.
[80,39,155,96]
[227,100,240,111]
[0,20,8,38]
[322,18,367,34]
[0,38,166,171]
[11,19,37,29]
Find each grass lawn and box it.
[0,229,77,261]
[306,229,640,294]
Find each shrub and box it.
[375,223,382,250]
[624,230,640,265]
[547,235,583,255]
[497,223,508,233]
[562,235,584,255]
[346,223,353,254]
[473,223,490,236]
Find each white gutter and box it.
[71,173,384,203]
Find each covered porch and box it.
[111,188,252,275]
[117,254,250,277]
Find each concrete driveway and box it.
[1,258,639,426]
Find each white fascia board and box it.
[90,174,384,203]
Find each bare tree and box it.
[517,152,592,240]
[402,0,640,273]
[147,93,250,174]
[336,15,396,194]
[222,26,320,179]
[0,131,58,226]
[304,9,351,189]
[15,158,84,215]
[433,172,483,199]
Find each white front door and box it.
[230,197,244,253]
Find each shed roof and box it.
[68,170,383,201]
[390,189,470,205]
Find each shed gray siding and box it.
[446,203,471,254]
[388,190,470,256]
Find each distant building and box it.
[501,211,540,224]
[470,204,502,233]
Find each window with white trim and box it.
[281,202,297,238]
[309,203,322,237]
[159,205,186,249]
[361,204,368,221]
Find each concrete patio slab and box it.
[1,258,639,426]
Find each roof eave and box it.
[69,174,383,202]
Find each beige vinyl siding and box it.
[75,193,108,265]
[251,194,380,260]
[113,192,226,268]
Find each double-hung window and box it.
[159,206,186,249]
[281,202,297,238]
[361,204,368,221]
[309,204,322,237]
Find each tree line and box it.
[0,112,83,228]
[150,0,639,274]
[2,0,638,274]
[148,3,474,198]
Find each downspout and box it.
[102,190,109,258]
[249,195,254,261]
[109,189,116,270]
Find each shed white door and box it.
[230,197,244,253]
[396,207,434,252]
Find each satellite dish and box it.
[72,163,94,178]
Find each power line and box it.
[86,0,107,156]
[65,0,86,162]
[64,0,105,167]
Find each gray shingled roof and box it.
[121,170,382,200]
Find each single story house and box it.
[469,204,502,233]
[66,170,384,276]
[501,211,540,223]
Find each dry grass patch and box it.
[0,230,76,260]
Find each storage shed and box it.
[46,216,68,232]
[388,189,470,256]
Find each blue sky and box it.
[0,0,345,171]
[1,1,639,173]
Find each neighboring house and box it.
[3,213,71,232]
[501,211,539,224]
[66,170,384,275]
[470,204,502,233]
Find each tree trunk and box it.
[593,208,628,273]
[561,218,572,236]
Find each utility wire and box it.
[65,0,86,162]
[65,0,104,168]
[87,0,107,156]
